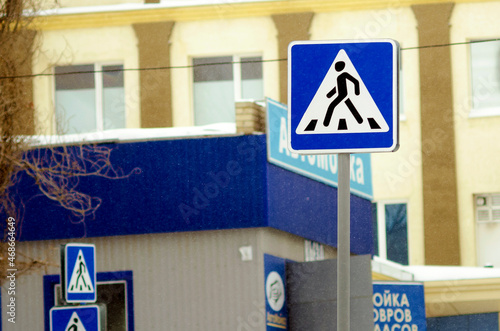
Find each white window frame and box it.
[54,62,125,134]
[373,200,409,263]
[95,63,105,131]
[191,54,263,124]
[233,55,243,101]
[468,39,500,118]
[398,45,406,122]
[232,54,264,102]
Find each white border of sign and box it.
[288,39,400,154]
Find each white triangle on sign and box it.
[67,250,94,293]
[296,49,389,134]
[65,311,87,331]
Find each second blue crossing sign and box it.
[62,243,97,303]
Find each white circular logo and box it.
[266,271,285,311]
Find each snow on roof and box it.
[26,123,237,147]
[372,256,500,282]
[37,0,274,16]
[406,265,500,282]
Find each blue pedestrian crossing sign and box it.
[288,39,400,154]
[62,243,97,303]
[50,305,102,331]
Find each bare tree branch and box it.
[0,0,141,282]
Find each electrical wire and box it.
[0,38,499,80]
[0,58,284,80]
[401,37,500,50]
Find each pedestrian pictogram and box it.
[64,312,87,331]
[296,49,389,134]
[62,243,96,303]
[68,250,94,293]
[288,39,400,154]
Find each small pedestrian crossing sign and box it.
[288,39,399,154]
[62,243,97,303]
[50,305,103,331]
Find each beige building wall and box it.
[310,7,424,265]
[451,2,500,266]
[28,0,500,268]
[169,16,280,126]
[32,26,140,134]
[31,3,425,264]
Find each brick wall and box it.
[235,101,265,134]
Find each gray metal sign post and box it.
[288,39,400,331]
[337,153,351,331]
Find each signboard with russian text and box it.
[373,282,427,331]
[266,98,373,199]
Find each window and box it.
[192,55,264,126]
[398,55,405,121]
[44,271,134,331]
[372,202,408,265]
[470,40,500,117]
[55,64,125,134]
[476,193,500,222]
[475,193,500,267]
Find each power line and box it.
[0,58,285,80]
[401,37,500,50]
[1,38,499,80]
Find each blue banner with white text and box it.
[266,98,373,199]
[373,282,427,331]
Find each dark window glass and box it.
[193,56,233,82]
[372,203,379,257]
[103,65,124,88]
[55,65,95,90]
[55,282,127,331]
[385,203,408,265]
[241,56,262,80]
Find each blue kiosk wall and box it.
[4,134,372,255]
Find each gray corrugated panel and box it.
[9,231,261,330]
[4,239,60,330]
[88,229,265,330]
[9,227,323,330]
[286,255,374,331]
